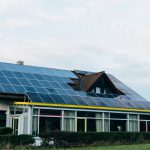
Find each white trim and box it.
[102,112,104,132]
[32,106,150,115]
[75,111,77,132]
[146,121,148,132]
[28,106,32,134]
[138,114,140,132]
[61,110,64,131]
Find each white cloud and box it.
[0,0,34,12]
[0,0,150,99]
[0,18,39,28]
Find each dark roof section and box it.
[74,72,123,94]
[81,72,103,91]
[73,70,94,75]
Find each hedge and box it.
[40,132,150,148]
[0,134,35,147]
[0,127,13,135]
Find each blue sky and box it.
[0,0,150,100]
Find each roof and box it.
[0,61,149,111]
[80,72,103,91]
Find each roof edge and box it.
[13,101,150,113]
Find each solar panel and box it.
[0,62,78,78]
[27,92,44,103]
[50,94,66,104]
[23,73,35,80]
[0,64,75,96]
[0,85,4,93]
[72,96,88,105]
[35,87,48,94]
[0,62,149,110]
[0,77,10,84]
[107,74,147,101]
[61,95,78,105]
[13,85,25,94]
[7,77,21,85]
[1,84,16,93]
[38,93,55,103]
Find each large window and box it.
[95,113,103,132]
[64,111,75,132]
[39,117,60,133]
[32,109,61,135]
[30,108,150,135]
[110,113,127,131]
[129,114,138,132]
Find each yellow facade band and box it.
[13,101,150,113]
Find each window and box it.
[96,87,101,94]
[95,113,103,132]
[129,114,138,132]
[64,111,75,132]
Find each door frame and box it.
[77,117,87,132]
[12,117,19,135]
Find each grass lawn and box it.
[14,144,150,150]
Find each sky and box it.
[0,0,150,100]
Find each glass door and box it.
[77,118,86,132]
[12,117,19,135]
[147,121,150,132]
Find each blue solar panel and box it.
[13,85,25,94]
[43,75,54,82]
[82,96,97,106]
[50,94,66,104]
[0,77,10,84]
[34,74,45,80]
[13,72,25,79]
[107,74,147,101]
[27,92,44,103]
[61,95,78,105]
[66,90,78,96]
[0,85,4,93]
[18,79,32,86]
[38,93,55,103]
[0,62,149,110]
[56,89,69,95]
[7,78,21,85]
[35,87,48,94]
[72,96,88,105]
[2,71,14,78]
[23,73,35,80]
[24,86,37,93]
[29,79,42,87]
[1,84,16,93]
[0,62,78,78]
[0,71,4,77]
[46,88,58,94]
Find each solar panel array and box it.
[107,74,147,101]
[0,62,149,110]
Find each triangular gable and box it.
[81,72,123,95]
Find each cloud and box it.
[0,0,150,100]
[0,18,39,28]
[0,0,34,12]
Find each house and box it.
[0,62,150,136]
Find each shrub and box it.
[0,127,13,135]
[39,131,150,148]
[0,134,35,147]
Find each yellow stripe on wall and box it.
[13,101,150,113]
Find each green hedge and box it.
[40,132,150,148]
[0,127,13,135]
[0,134,35,146]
